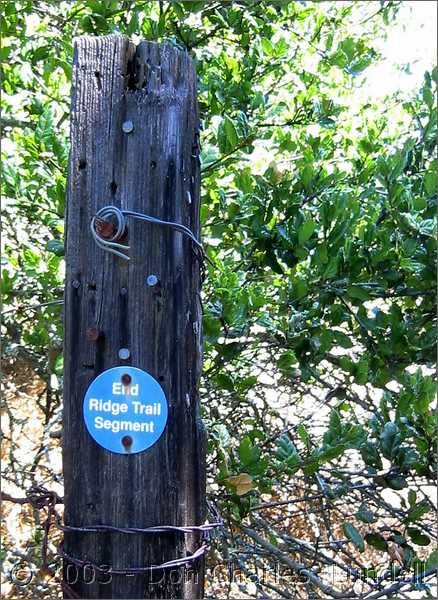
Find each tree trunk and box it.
[63,35,205,599]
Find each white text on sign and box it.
[88,398,162,416]
[112,382,139,395]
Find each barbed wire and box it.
[1,485,223,589]
[58,540,210,575]
[58,520,222,536]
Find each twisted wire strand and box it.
[1,486,223,576]
[58,520,222,535]
[90,205,205,261]
[58,541,209,574]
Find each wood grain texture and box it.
[63,35,205,599]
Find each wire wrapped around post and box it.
[1,486,223,578]
[90,205,208,263]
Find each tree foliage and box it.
[1,1,436,598]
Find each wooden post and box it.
[63,36,205,599]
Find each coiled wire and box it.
[90,205,205,261]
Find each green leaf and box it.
[292,278,308,299]
[333,331,353,349]
[239,436,261,466]
[235,168,253,193]
[422,85,433,108]
[347,286,371,301]
[261,38,273,55]
[412,195,427,211]
[406,500,430,523]
[301,165,314,190]
[46,240,64,256]
[298,220,318,245]
[277,350,298,373]
[323,410,342,445]
[215,373,234,391]
[343,523,365,552]
[365,533,388,551]
[32,45,50,62]
[277,434,300,472]
[323,257,338,279]
[385,475,407,490]
[355,357,369,385]
[408,490,417,507]
[360,442,382,469]
[297,424,311,448]
[247,456,269,476]
[407,528,431,546]
[316,444,346,462]
[380,422,401,460]
[356,504,376,524]
[424,169,436,196]
[212,424,231,450]
[424,549,437,572]
[221,115,238,150]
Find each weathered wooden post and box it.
[63,36,206,599]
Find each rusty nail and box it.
[95,217,116,240]
[121,373,132,386]
[121,435,133,450]
[86,327,100,342]
[120,287,128,296]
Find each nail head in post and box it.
[146,274,159,287]
[121,435,133,450]
[118,348,130,360]
[122,120,134,134]
[86,327,100,342]
[121,373,132,386]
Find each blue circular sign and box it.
[83,366,168,454]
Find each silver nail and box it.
[122,120,134,134]
[118,348,131,360]
[146,274,159,287]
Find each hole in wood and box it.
[78,159,87,170]
[150,160,157,169]
[126,56,139,90]
[110,180,118,194]
[94,70,102,90]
